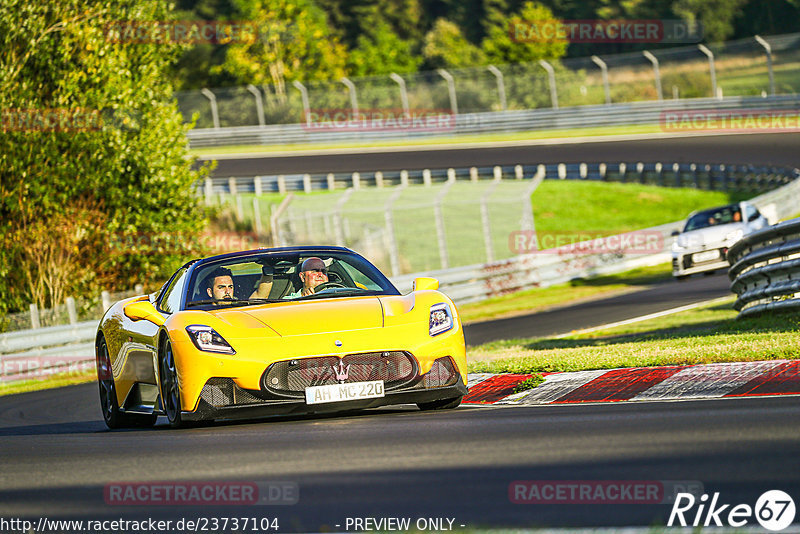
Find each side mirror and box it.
[671,230,680,237]
[412,277,439,291]
[124,300,165,326]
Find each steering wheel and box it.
[313,281,347,293]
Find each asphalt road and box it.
[464,270,732,345]
[1,385,799,530]
[207,132,800,176]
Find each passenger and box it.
[284,257,329,298]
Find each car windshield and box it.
[684,205,742,232]
[184,251,399,310]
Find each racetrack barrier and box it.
[728,215,800,318]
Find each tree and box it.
[217,0,347,99]
[672,0,748,42]
[423,19,487,69]
[483,1,568,64]
[347,20,422,76]
[0,0,209,317]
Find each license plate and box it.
[693,250,720,263]
[305,380,385,405]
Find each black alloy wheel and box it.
[97,336,156,429]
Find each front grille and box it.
[263,351,417,396]
[200,378,263,407]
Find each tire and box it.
[417,395,463,411]
[97,336,157,429]
[159,338,185,428]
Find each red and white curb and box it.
[463,360,800,405]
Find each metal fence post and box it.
[384,186,407,277]
[434,182,454,269]
[66,296,78,325]
[292,81,311,126]
[538,60,558,109]
[437,69,459,115]
[400,170,409,187]
[254,176,262,196]
[303,174,312,194]
[698,44,718,99]
[235,194,244,221]
[200,88,220,129]
[480,180,501,262]
[246,84,266,126]
[375,171,384,188]
[470,167,479,182]
[591,55,611,104]
[327,173,335,191]
[253,197,263,237]
[643,51,663,101]
[352,172,361,190]
[228,176,237,196]
[270,193,294,247]
[754,35,775,96]
[334,188,354,246]
[277,175,286,195]
[389,73,410,117]
[341,77,359,117]
[487,65,507,111]
[204,178,213,206]
[29,303,41,329]
[521,167,545,246]
[423,169,432,187]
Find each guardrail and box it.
[202,162,795,196]
[187,95,800,148]
[728,217,800,318]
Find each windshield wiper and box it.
[296,289,375,300]
[186,298,283,307]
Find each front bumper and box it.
[672,247,730,276]
[182,375,468,422]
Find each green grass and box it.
[0,371,96,397]
[460,262,673,323]
[224,180,744,275]
[468,299,800,374]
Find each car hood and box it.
[678,222,745,248]
[236,296,384,336]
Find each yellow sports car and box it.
[96,246,468,428]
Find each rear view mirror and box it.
[124,300,165,326]
[413,277,439,291]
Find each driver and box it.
[205,267,235,302]
[284,257,329,298]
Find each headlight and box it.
[725,229,744,243]
[429,303,454,336]
[186,325,235,354]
